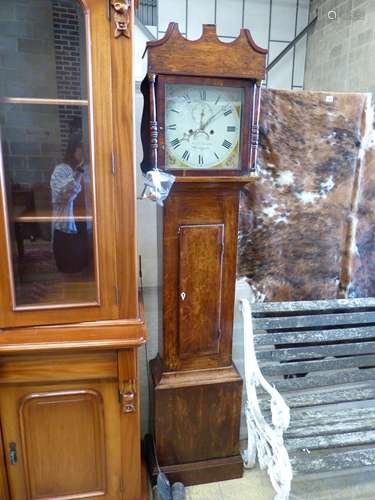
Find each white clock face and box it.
[164,83,243,170]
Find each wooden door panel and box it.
[0,381,123,500]
[178,224,224,358]
[0,424,10,500]
[20,391,106,499]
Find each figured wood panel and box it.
[147,23,267,80]
[118,349,141,500]
[0,352,117,384]
[0,424,10,500]
[162,182,242,370]
[0,380,123,500]
[153,364,242,465]
[19,391,106,499]
[0,319,146,355]
[110,0,139,320]
[178,224,224,358]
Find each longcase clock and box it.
[141,22,267,485]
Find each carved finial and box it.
[111,0,132,39]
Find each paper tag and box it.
[325,95,334,103]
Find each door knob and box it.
[180,292,186,301]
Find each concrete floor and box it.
[185,465,375,499]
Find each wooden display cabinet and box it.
[0,1,145,498]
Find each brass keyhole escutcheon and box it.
[180,292,186,301]
[9,442,17,465]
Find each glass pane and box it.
[0,103,97,308]
[0,0,87,100]
[164,83,244,170]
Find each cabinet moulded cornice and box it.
[0,318,147,354]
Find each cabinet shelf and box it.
[15,279,98,310]
[12,208,93,223]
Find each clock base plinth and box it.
[145,434,243,486]
[147,357,243,486]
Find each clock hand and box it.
[199,109,205,130]
[178,130,194,142]
[201,105,231,130]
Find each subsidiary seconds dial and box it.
[164,83,243,170]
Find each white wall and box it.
[144,0,310,90]
[135,0,310,89]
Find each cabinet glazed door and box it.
[178,224,224,359]
[0,0,118,327]
[0,383,123,500]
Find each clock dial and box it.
[164,84,243,170]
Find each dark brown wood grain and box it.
[146,440,243,487]
[146,23,267,80]
[150,358,242,478]
[178,224,224,358]
[144,20,265,487]
[161,180,245,371]
[148,179,248,485]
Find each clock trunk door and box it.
[178,224,224,359]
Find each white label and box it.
[325,95,334,103]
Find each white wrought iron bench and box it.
[240,297,375,500]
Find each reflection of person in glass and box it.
[50,133,91,273]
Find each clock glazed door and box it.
[156,75,253,176]
[0,0,118,327]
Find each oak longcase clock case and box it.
[0,1,145,499]
[141,23,267,485]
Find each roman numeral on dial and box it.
[170,138,181,149]
[182,94,191,103]
[223,108,232,116]
[182,150,190,161]
[200,89,206,101]
[222,140,232,150]
[167,124,177,130]
[198,154,204,165]
[227,126,236,132]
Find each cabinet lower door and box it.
[0,382,123,500]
